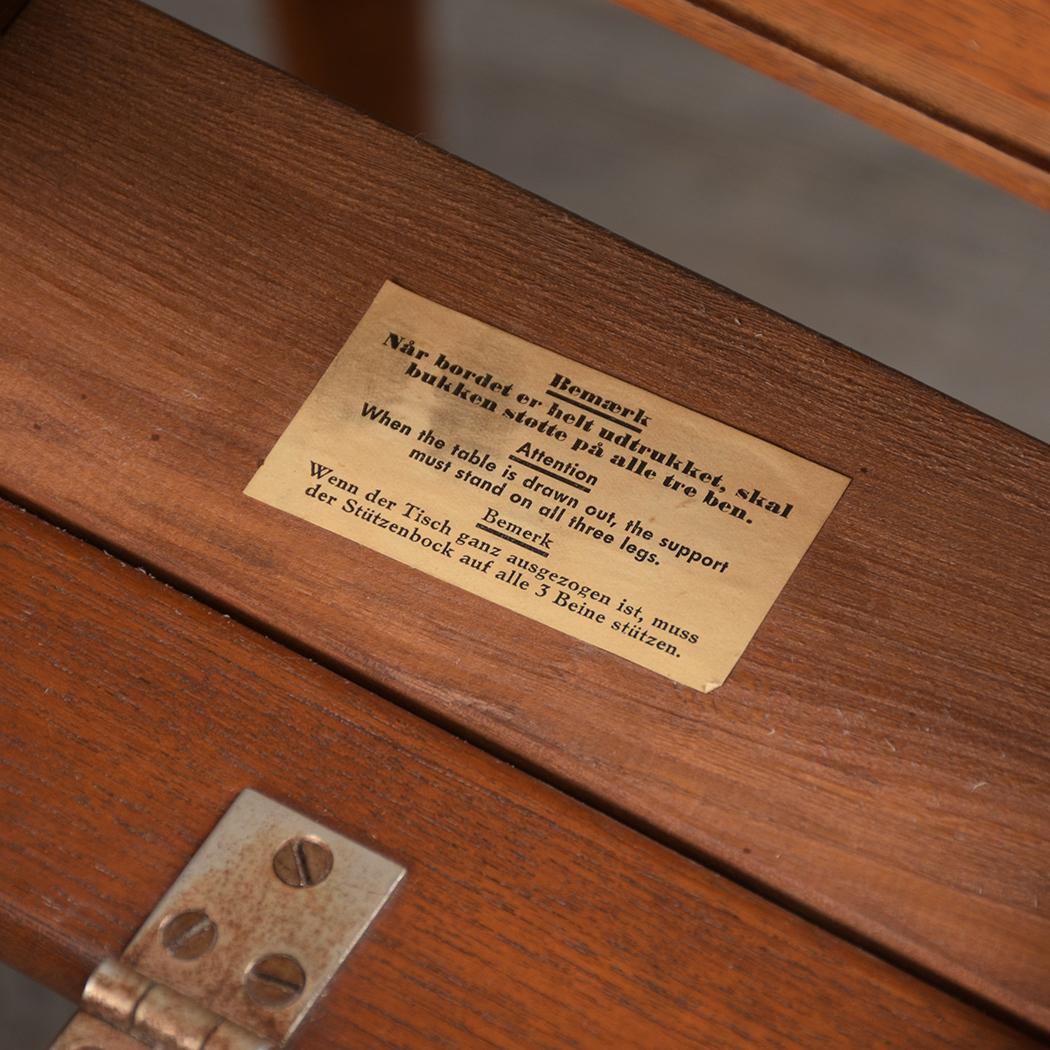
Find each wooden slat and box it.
[1,499,1035,1049]
[614,0,1050,209]
[0,0,1048,1031]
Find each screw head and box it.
[273,837,333,888]
[160,909,217,960]
[244,953,306,1008]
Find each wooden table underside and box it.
[614,0,1050,209]
[0,0,1048,1036]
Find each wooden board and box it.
[1,498,1037,1049]
[1,0,1048,1032]
[613,0,1050,209]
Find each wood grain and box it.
[613,0,1050,209]
[1,499,1037,1049]
[0,0,1048,1032]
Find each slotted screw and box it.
[244,953,306,1008]
[273,837,333,888]
[160,909,217,960]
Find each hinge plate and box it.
[51,790,405,1048]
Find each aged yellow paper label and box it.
[246,282,848,692]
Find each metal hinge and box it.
[50,790,405,1050]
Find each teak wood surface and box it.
[1,0,1048,1033]
[614,0,1050,209]
[2,500,1038,1049]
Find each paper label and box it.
[246,283,849,692]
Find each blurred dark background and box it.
[4,0,1048,1045]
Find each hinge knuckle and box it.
[128,981,223,1050]
[78,959,271,1050]
[83,958,152,1030]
